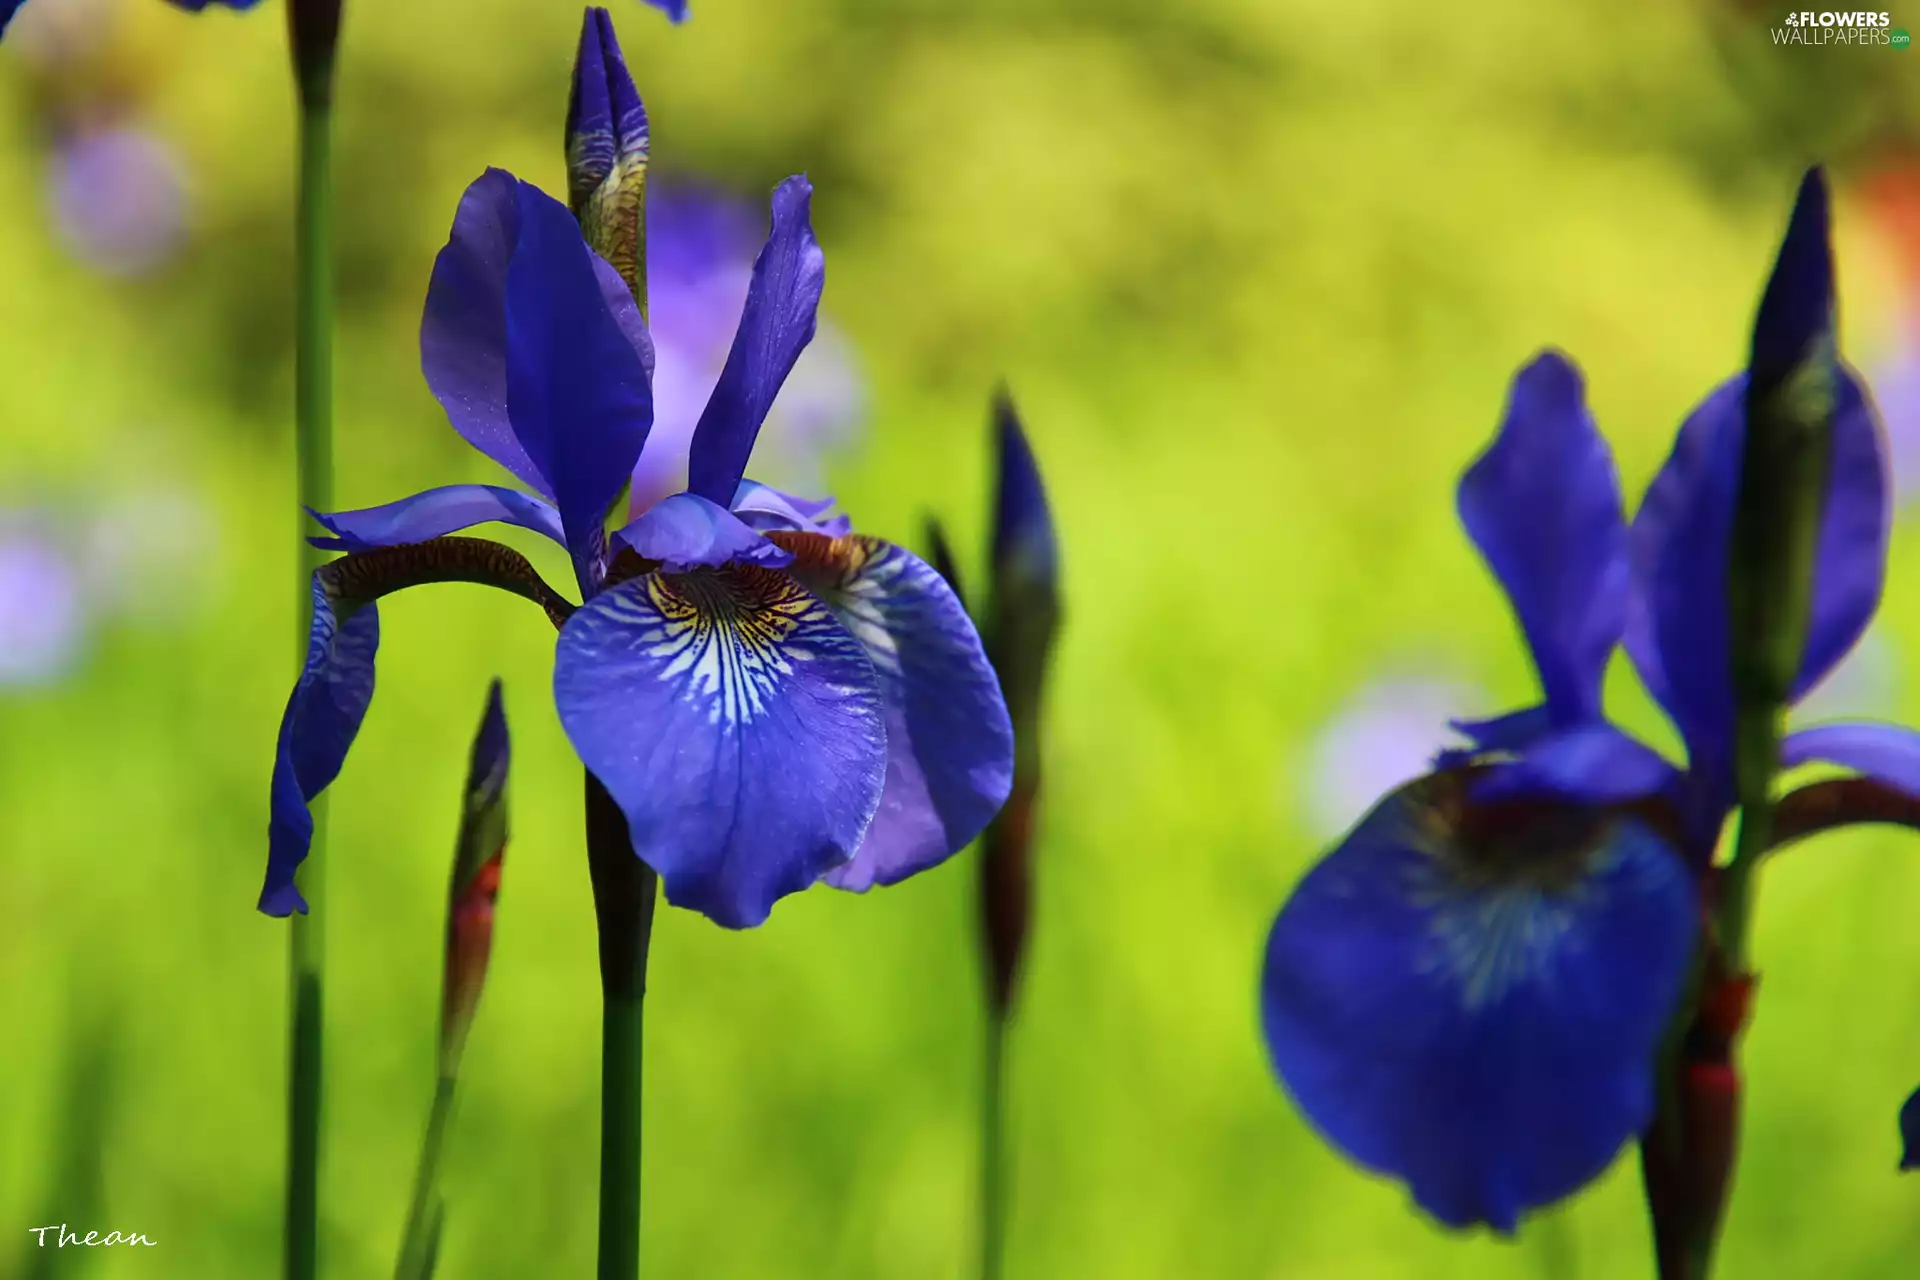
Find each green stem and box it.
[980,1012,1007,1280]
[1717,703,1784,972]
[285,7,337,1273]
[394,1075,457,1280]
[585,774,658,1280]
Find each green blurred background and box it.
[4,0,1920,1274]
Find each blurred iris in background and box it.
[1298,672,1488,840]
[48,124,190,276]
[632,184,865,515]
[0,511,87,686]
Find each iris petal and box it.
[1628,370,1886,790]
[770,532,1013,890]
[261,577,380,916]
[1624,379,1744,792]
[1473,723,1680,807]
[1783,721,1920,795]
[1261,770,1696,1232]
[685,176,826,506]
[308,485,565,552]
[613,492,793,572]
[500,176,655,566]
[1456,352,1627,727]
[553,565,887,927]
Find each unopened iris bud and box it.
[979,390,1061,1015]
[567,7,651,308]
[1729,168,1838,723]
[439,679,510,1077]
[922,516,965,608]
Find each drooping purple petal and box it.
[1472,722,1680,807]
[772,532,1013,890]
[1624,378,1744,794]
[1261,770,1696,1232]
[684,177,825,506]
[1783,721,1920,796]
[612,492,794,572]
[308,485,565,552]
[1456,352,1627,727]
[500,177,655,567]
[262,576,380,915]
[553,565,886,927]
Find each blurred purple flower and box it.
[0,517,87,686]
[49,125,189,276]
[1871,325,1920,503]
[628,185,865,516]
[1298,673,1485,839]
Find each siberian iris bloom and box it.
[1262,171,1920,1232]
[259,166,1012,927]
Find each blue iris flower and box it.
[261,165,1011,928]
[1261,169,1918,1232]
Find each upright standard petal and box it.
[553,564,887,927]
[308,485,565,552]
[262,576,380,915]
[423,169,654,550]
[1792,370,1891,699]
[1628,370,1886,788]
[1624,379,1744,791]
[770,532,1013,890]
[500,177,655,563]
[1262,770,1696,1232]
[422,170,553,497]
[1456,352,1627,728]
[567,7,651,301]
[684,177,826,506]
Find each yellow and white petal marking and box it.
[620,565,839,727]
[767,532,906,678]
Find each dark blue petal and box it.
[308,485,565,552]
[1456,352,1627,726]
[501,177,654,566]
[1792,370,1890,700]
[641,0,688,22]
[772,533,1014,890]
[421,170,554,498]
[1627,369,1886,788]
[1262,771,1697,1231]
[685,177,826,506]
[421,169,653,548]
[553,565,886,927]
[261,577,380,915]
[1623,378,1744,795]
[1750,170,1833,397]
[1472,723,1680,806]
[1783,721,1920,795]
[613,492,794,572]
[1900,1087,1920,1172]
